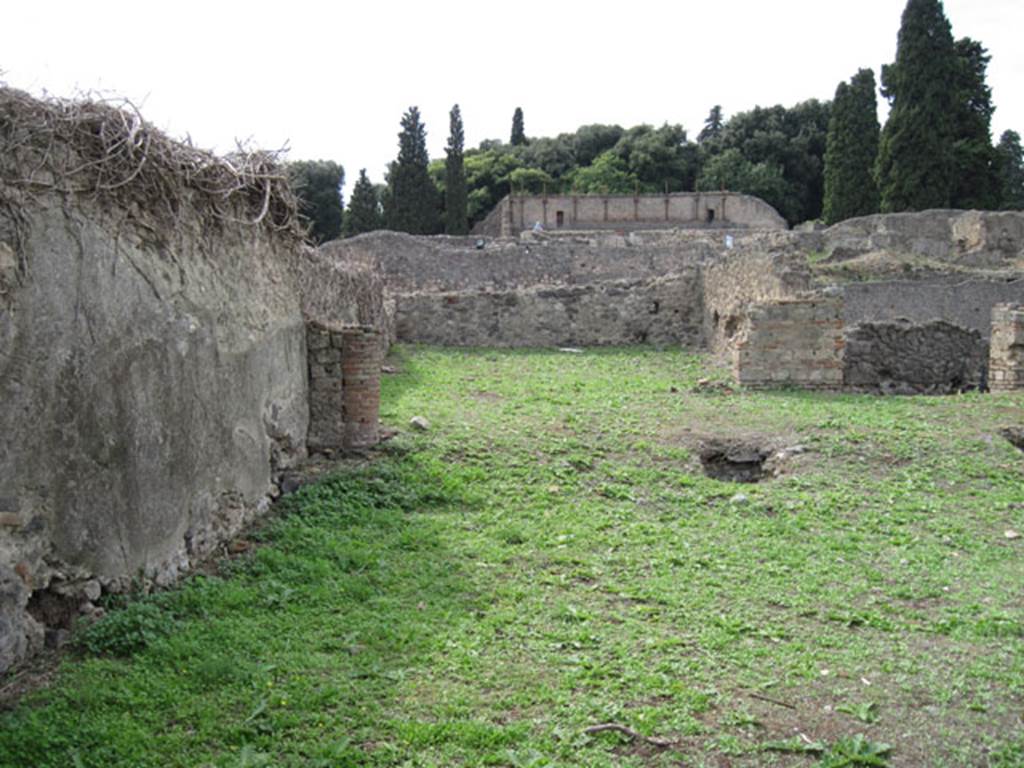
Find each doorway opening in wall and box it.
[556,211,564,228]
[706,209,716,223]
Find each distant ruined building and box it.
[472,192,788,236]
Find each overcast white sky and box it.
[3,1,1022,201]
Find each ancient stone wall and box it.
[0,90,316,672]
[843,320,986,394]
[473,192,788,236]
[989,304,1024,392]
[394,274,702,347]
[733,298,844,390]
[701,248,813,355]
[322,231,757,347]
[823,209,1024,268]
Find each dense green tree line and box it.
[293,0,1022,241]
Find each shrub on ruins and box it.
[342,169,383,237]
[385,106,441,234]
[949,37,1001,210]
[445,104,469,235]
[287,159,344,243]
[876,0,959,212]
[822,69,880,224]
[996,130,1024,210]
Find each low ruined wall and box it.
[734,298,844,389]
[843,320,986,394]
[321,230,819,349]
[394,274,702,347]
[840,277,1024,340]
[823,210,1024,269]
[990,304,1024,392]
[0,90,311,672]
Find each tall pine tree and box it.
[342,169,383,237]
[822,69,880,224]
[510,107,527,146]
[876,0,958,212]
[949,37,1000,209]
[385,106,440,234]
[445,104,468,235]
[697,105,724,144]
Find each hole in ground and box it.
[1001,427,1024,453]
[699,439,771,483]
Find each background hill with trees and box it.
[290,0,1024,242]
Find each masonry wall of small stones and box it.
[843,320,987,394]
[989,304,1024,392]
[734,299,845,390]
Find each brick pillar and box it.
[734,297,844,390]
[990,303,1024,392]
[306,322,345,452]
[341,326,383,451]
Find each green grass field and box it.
[2,346,1023,767]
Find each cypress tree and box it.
[876,0,958,212]
[385,106,440,234]
[342,169,382,237]
[445,104,468,235]
[510,107,527,146]
[823,69,880,224]
[949,38,1000,209]
[995,130,1024,210]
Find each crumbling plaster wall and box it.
[0,195,308,672]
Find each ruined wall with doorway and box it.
[473,192,788,236]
